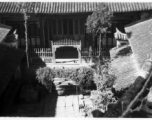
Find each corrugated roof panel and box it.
[137,3,141,11]
[130,2,135,11]
[59,2,62,13]
[126,3,131,12]
[53,2,57,13]
[50,2,53,13]
[70,2,72,13]
[143,3,147,10]
[117,3,121,12]
[114,2,119,12]
[121,3,126,12]
[0,3,4,13]
[72,2,76,13]
[13,2,19,13]
[111,3,116,12]
[131,3,135,11]
[63,2,66,13]
[0,23,11,42]
[77,2,80,12]
[43,2,47,13]
[38,2,42,13]
[8,3,13,13]
[142,3,148,10]
[66,2,68,13]
[68,2,71,13]
[88,2,91,12]
[4,3,8,13]
[134,3,139,11]
[57,2,60,13]
[1,2,152,14]
[74,2,77,13]
[2,3,7,13]
[85,2,88,12]
[45,2,49,13]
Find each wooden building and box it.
[0,2,152,63]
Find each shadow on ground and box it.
[7,85,58,117]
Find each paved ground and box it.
[7,87,93,117]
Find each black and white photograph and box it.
[0,0,152,118]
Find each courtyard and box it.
[7,85,92,117]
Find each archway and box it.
[55,46,78,59]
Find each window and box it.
[58,19,62,35]
[75,19,79,35]
[69,19,73,35]
[80,18,84,35]
[63,19,68,35]
[52,19,57,35]
[51,17,85,37]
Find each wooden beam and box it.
[39,16,44,47]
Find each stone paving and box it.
[7,87,93,117]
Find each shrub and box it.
[84,58,117,116]
[36,67,54,90]
[36,67,96,91]
[76,67,95,89]
[90,89,117,113]
[93,58,116,91]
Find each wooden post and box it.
[52,47,56,63]
[89,46,93,63]
[40,16,44,47]
[77,47,81,64]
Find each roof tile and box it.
[0,24,11,43]
[0,2,152,14]
[125,18,152,69]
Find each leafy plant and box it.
[86,3,113,64]
[83,58,117,117]
[36,67,54,90]
[93,58,116,91]
[36,67,96,91]
[90,88,117,113]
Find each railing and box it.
[29,48,52,58]
[114,28,128,40]
[52,39,81,46]
[81,47,99,57]
[28,45,113,64]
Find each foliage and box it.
[17,2,38,13]
[113,86,130,99]
[76,67,95,89]
[36,67,95,90]
[83,58,117,117]
[90,88,117,113]
[86,3,113,60]
[36,67,54,90]
[90,58,117,112]
[93,58,116,91]
[86,3,113,35]
[103,76,149,117]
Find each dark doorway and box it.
[55,47,78,59]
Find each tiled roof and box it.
[125,18,152,69]
[0,44,24,97]
[110,45,138,90]
[114,28,128,41]
[0,2,152,14]
[0,23,11,43]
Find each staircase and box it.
[52,78,79,95]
